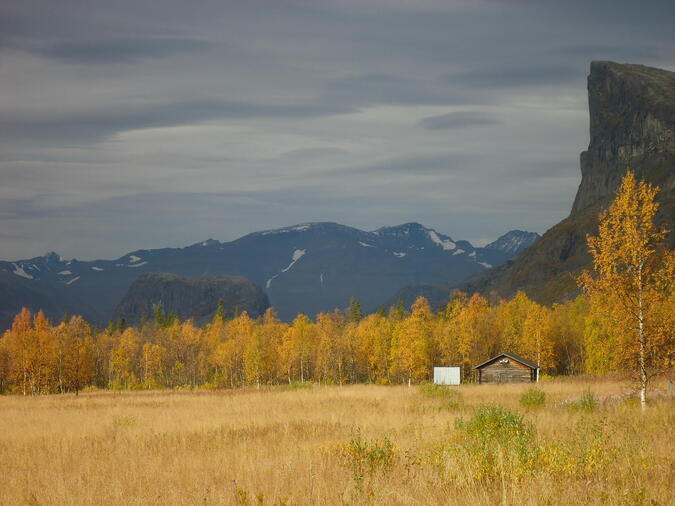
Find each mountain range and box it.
[0,224,539,328]
[4,60,666,328]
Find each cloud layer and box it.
[1,0,674,259]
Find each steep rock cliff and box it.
[464,61,675,303]
[573,61,675,212]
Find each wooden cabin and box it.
[474,353,539,384]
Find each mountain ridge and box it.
[0,222,536,328]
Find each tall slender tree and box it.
[579,171,674,410]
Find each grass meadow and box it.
[1,377,673,505]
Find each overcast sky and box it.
[1,0,674,260]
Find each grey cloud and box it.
[321,74,489,108]
[419,111,501,130]
[36,38,214,64]
[1,100,357,142]
[1,0,675,259]
[281,147,351,161]
[558,44,662,61]
[447,66,583,89]
[338,154,474,176]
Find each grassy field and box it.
[1,377,673,505]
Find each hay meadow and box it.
[1,376,673,505]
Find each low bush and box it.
[453,405,538,480]
[338,428,396,490]
[519,387,546,409]
[569,390,598,413]
[284,381,314,390]
[418,382,461,400]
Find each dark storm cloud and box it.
[36,38,214,64]
[419,111,501,130]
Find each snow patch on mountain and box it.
[128,261,148,268]
[393,252,406,258]
[283,249,306,272]
[267,249,307,289]
[128,255,142,263]
[452,249,465,256]
[427,230,456,250]
[91,267,104,271]
[479,262,492,268]
[11,263,33,279]
[65,276,80,285]
[58,270,73,275]
[359,241,375,248]
[260,224,312,236]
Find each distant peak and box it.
[484,230,540,256]
[43,251,62,262]
[255,222,349,236]
[374,222,426,233]
[189,238,220,248]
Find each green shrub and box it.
[339,428,396,489]
[519,387,546,409]
[418,382,461,400]
[454,405,538,480]
[569,390,598,413]
[284,381,314,390]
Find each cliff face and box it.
[464,61,675,303]
[113,273,269,325]
[573,61,675,213]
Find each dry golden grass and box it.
[0,378,673,505]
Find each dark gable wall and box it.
[478,358,535,383]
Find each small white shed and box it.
[433,367,461,385]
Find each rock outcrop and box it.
[573,61,675,212]
[464,61,675,303]
[113,273,269,325]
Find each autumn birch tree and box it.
[579,171,674,410]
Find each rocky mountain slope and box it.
[464,61,675,303]
[0,223,532,327]
[483,230,541,257]
[112,273,269,325]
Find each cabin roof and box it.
[473,352,539,370]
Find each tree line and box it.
[0,172,671,396]
[0,288,669,395]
